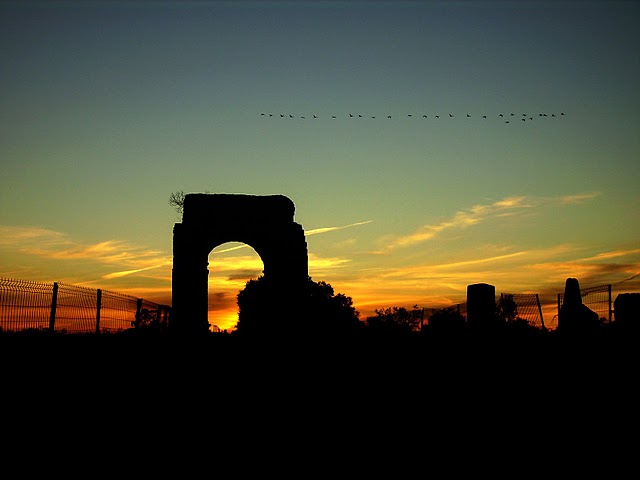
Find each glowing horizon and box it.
[2,192,638,332]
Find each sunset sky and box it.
[1,1,639,331]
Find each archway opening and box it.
[208,242,264,332]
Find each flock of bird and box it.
[260,112,566,123]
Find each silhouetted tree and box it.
[235,275,362,338]
[365,305,423,335]
[304,279,362,336]
[131,308,166,333]
[496,294,518,323]
[425,306,466,334]
[168,190,186,214]
[235,275,279,337]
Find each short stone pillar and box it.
[466,283,496,327]
[614,293,640,331]
[558,277,599,332]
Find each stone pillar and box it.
[558,277,599,332]
[613,293,640,331]
[466,283,496,327]
[171,223,211,334]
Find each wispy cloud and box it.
[207,220,373,255]
[383,192,600,251]
[305,220,373,236]
[211,244,250,254]
[0,225,69,247]
[431,251,528,269]
[308,252,352,275]
[580,248,640,262]
[102,263,171,280]
[558,192,601,204]
[0,225,171,281]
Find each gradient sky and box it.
[1,1,639,331]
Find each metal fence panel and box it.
[558,284,612,322]
[55,283,98,333]
[0,277,170,334]
[0,278,53,331]
[100,289,140,333]
[504,293,545,328]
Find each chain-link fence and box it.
[0,278,170,334]
[557,284,612,323]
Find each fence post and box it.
[135,298,143,328]
[96,289,102,334]
[608,284,612,323]
[535,294,545,329]
[49,282,58,332]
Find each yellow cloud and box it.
[309,253,351,271]
[0,225,69,247]
[383,193,600,251]
[209,254,264,272]
[431,251,528,269]
[579,248,640,262]
[0,225,172,283]
[559,192,601,204]
[210,244,250,254]
[492,196,528,208]
[305,220,373,236]
[102,262,172,280]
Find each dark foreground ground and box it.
[1,326,636,475]
[2,325,637,385]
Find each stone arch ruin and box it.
[171,193,309,333]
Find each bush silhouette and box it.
[235,275,362,338]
